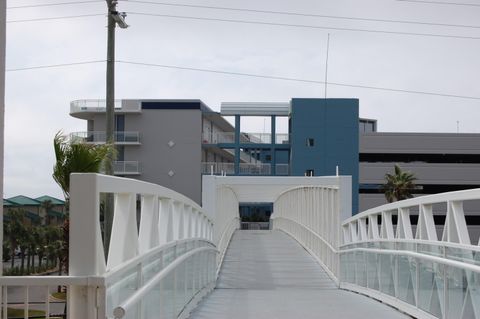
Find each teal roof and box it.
[35,195,65,205]
[3,199,17,207]
[7,195,40,206]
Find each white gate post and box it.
[69,174,106,319]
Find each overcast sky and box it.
[5,0,480,199]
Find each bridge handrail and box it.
[215,216,241,277]
[339,188,480,319]
[340,246,480,273]
[105,238,213,285]
[67,173,216,318]
[272,216,338,253]
[341,188,480,246]
[271,184,343,282]
[113,246,218,318]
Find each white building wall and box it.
[0,1,6,276]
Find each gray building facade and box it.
[70,98,480,216]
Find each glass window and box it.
[306,138,314,147]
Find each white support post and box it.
[186,206,193,238]
[416,204,437,241]
[159,198,172,245]
[358,218,368,241]
[368,214,380,240]
[349,222,358,243]
[343,225,351,244]
[68,174,106,319]
[442,200,470,244]
[396,207,413,239]
[107,193,139,270]
[381,211,395,239]
[172,201,182,240]
[138,195,159,254]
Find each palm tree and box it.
[34,227,46,270]
[41,199,53,225]
[5,209,25,269]
[52,132,111,274]
[382,164,417,203]
[53,131,111,199]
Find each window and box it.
[305,169,314,176]
[265,155,272,162]
[306,138,314,147]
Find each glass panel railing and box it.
[70,131,140,144]
[239,163,271,175]
[202,132,290,144]
[201,162,235,175]
[113,161,140,175]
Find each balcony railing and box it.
[70,131,140,144]
[70,99,122,113]
[202,162,289,175]
[202,132,289,144]
[202,162,235,175]
[113,161,140,175]
[275,164,289,175]
[239,163,271,175]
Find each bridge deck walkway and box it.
[190,230,409,319]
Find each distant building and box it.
[70,98,480,215]
[4,195,66,226]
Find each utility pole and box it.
[104,0,128,257]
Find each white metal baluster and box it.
[24,286,29,319]
[2,285,7,319]
[46,285,50,319]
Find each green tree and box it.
[41,199,53,225]
[382,164,417,203]
[52,131,111,274]
[34,227,46,270]
[5,209,25,269]
[53,131,111,199]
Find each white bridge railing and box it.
[340,188,480,319]
[271,186,341,283]
[0,173,239,319]
[269,176,352,284]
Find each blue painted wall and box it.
[290,98,359,214]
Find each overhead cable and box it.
[7,0,104,9]
[6,60,105,71]
[397,0,480,7]
[116,60,480,101]
[123,0,480,29]
[7,13,105,23]
[126,12,480,41]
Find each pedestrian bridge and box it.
[1,173,480,319]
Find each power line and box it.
[6,60,105,71]
[127,12,480,40]
[7,0,104,9]
[122,0,480,30]
[7,13,105,23]
[396,0,480,7]
[116,60,480,101]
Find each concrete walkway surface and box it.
[189,230,410,319]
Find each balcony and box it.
[239,163,271,175]
[70,99,141,119]
[113,161,140,175]
[202,132,289,144]
[202,162,289,176]
[70,131,140,145]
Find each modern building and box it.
[70,98,480,215]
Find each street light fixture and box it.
[111,11,129,29]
